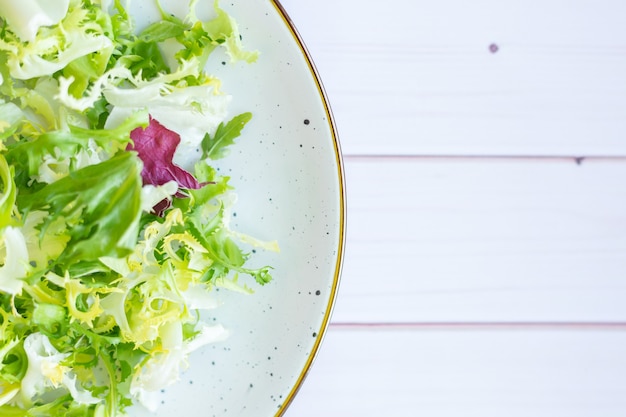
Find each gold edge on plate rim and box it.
[267,1,347,416]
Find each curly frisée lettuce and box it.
[0,0,275,415]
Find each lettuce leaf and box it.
[0,101,24,142]
[0,4,113,80]
[5,110,148,185]
[203,0,259,64]
[0,227,29,295]
[0,0,70,42]
[0,155,16,228]
[201,112,252,160]
[18,151,143,265]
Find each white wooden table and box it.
[278,1,626,416]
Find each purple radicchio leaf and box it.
[128,116,202,215]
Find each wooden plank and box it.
[285,326,626,417]
[333,157,626,322]
[279,0,626,156]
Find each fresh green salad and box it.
[0,0,277,415]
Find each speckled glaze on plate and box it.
[126,1,345,416]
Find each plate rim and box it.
[268,1,346,415]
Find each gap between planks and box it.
[328,322,626,331]
[343,154,626,164]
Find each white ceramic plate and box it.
[127,1,345,416]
